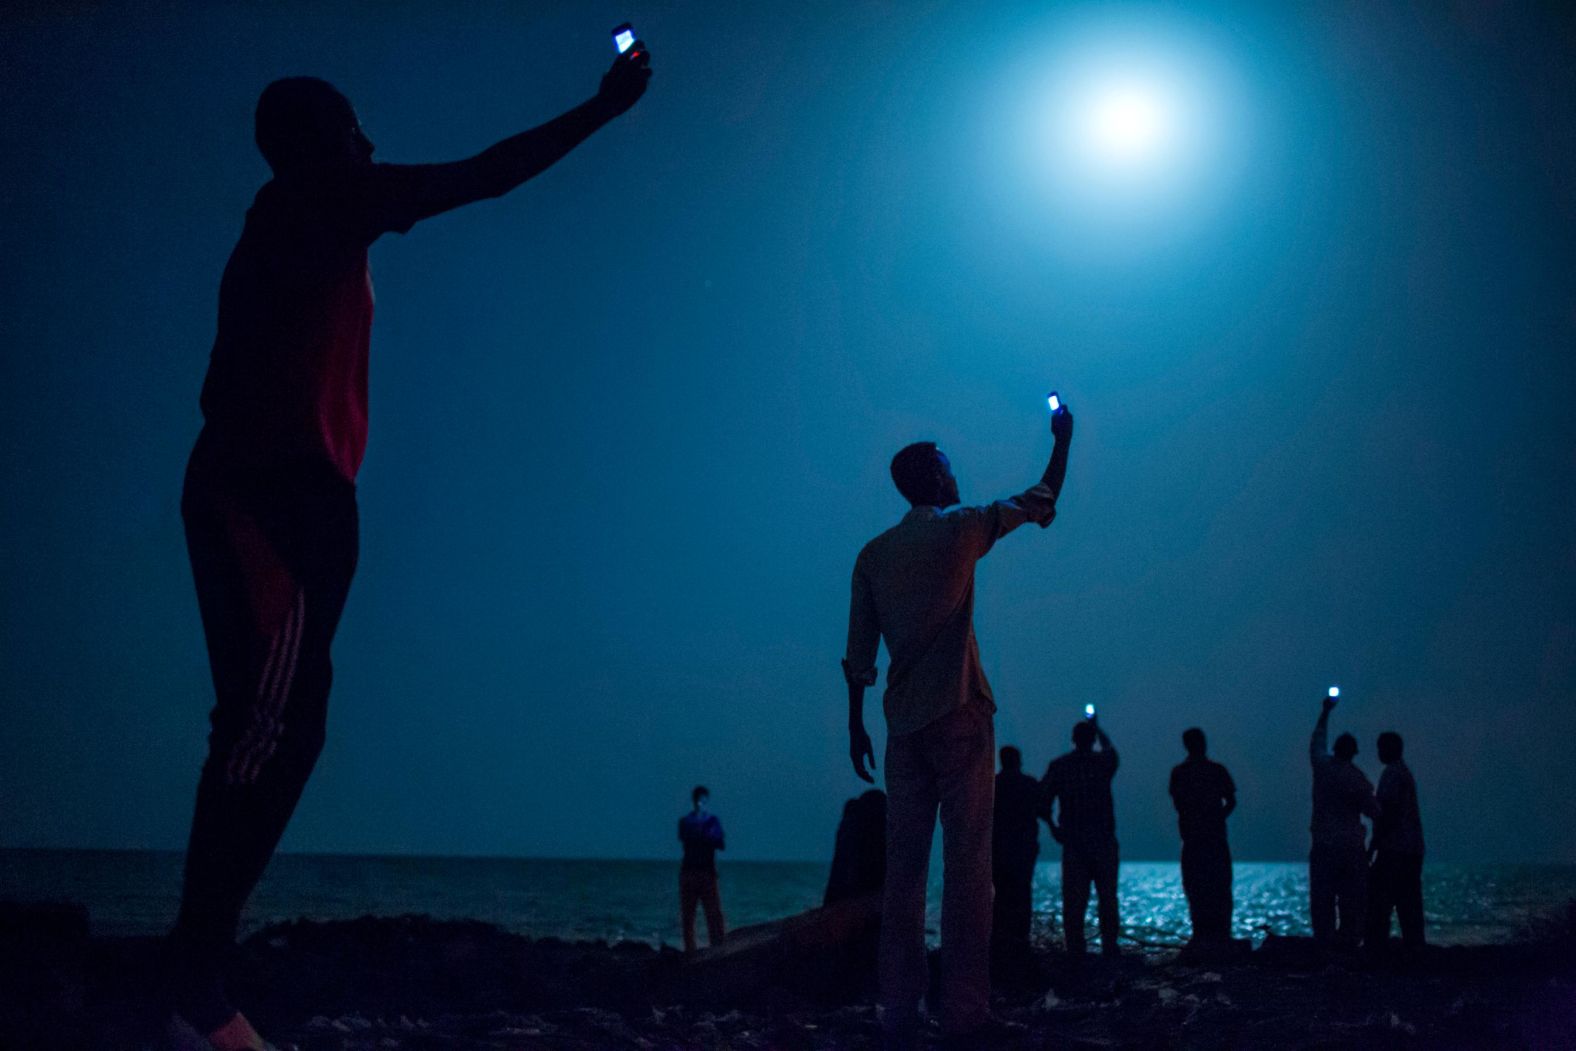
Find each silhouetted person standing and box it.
[1169,728,1237,943]
[166,46,652,1049]
[843,405,1073,1047]
[1367,731,1426,951]
[678,785,726,952]
[1041,714,1122,957]
[992,746,1042,952]
[1308,695,1379,947]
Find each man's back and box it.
[1375,761,1425,855]
[993,769,1042,853]
[1169,758,1234,842]
[847,491,1053,736]
[1310,758,1375,847]
[1042,749,1118,847]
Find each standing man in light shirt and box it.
[842,403,1074,1048]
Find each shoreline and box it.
[4,902,1574,1048]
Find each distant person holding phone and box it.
[843,401,1073,1047]
[1366,731,1426,952]
[678,785,727,952]
[1040,711,1122,957]
[164,38,652,1050]
[1169,728,1237,944]
[1308,693,1379,947]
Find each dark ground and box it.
[4,901,1575,1049]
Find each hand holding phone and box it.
[598,24,652,117]
[1084,703,1096,720]
[1048,392,1074,442]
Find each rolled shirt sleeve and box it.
[965,483,1058,558]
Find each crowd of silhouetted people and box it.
[985,698,1425,965]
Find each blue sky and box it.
[2,1,1572,863]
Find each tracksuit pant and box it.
[166,436,358,1031]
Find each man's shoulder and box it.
[1044,751,1077,774]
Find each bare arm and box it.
[1311,698,1334,764]
[372,48,652,229]
[843,558,880,784]
[1094,719,1118,769]
[1042,405,1075,499]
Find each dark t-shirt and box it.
[198,165,425,480]
[993,770,1042,857]
[1041,749,1119,848]
[678,811,725,872]
[1169,757,1236,842]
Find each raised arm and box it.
[368,47,651,230]
[1311,696,1335,764]
[1094,718,1118,770]
[1042,404,1075,499]
[843,557,880,784]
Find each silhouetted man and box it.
[1169,728,1236,943]
[1308,694,1379,947]
[843,405,1073,1047]
[992,746,1042,952]
[1041,714,1121,956]
[679,785,726,952]
[166,45,652,1049]
[1367,731,1426,951]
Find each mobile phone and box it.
[1084,703,1096,718]
[612,23,637,54]
[1047,391,1062,413]
[1327,686,1340,699]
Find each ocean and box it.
[3,850,1573,949]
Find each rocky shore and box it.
[3,901,1574,1049]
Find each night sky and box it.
[2,2,1573,865]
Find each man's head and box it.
[1182,727,1207,758]
[255,77,375,176]
[890,442,960,509]
[1071,721,1096,751]
[1333,732,1358,761]
[691,785,709,810]
[999,746,1022,773]
[1377,731,1403,765]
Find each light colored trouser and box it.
[880,704,995,1033]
